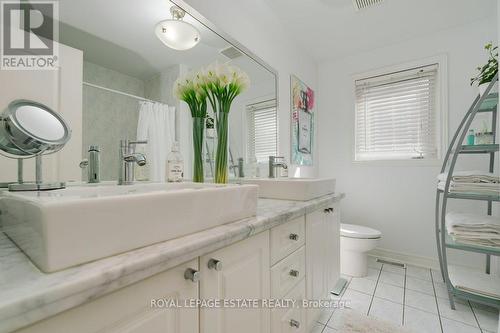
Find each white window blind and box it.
[247,101,277,163]
[355,64,439,161]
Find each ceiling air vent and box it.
[220,46,243,60]
[352,0,383,11]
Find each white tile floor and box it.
[312,257,499,333]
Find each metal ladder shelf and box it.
[435,73,500,310]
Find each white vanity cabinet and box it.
[200,230,271,333]
[14,233,272,333]
[12,200,341,333]
[305,204,340,330]
[16,259,200,333]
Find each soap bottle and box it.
[166,141,184,182]
[467,129,475,145]
[245,156,258,178]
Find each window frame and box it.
[351,55,448,166]
[245,99,278,164]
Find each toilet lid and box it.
[340,223,381,239]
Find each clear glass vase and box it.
[192,117,205,183]
[215,111,228,183]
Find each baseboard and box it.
[369,248,441,270]
[369,248,500,278]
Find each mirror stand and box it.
[0,159,23,188]
[8,155,66,192]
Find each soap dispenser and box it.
[79,145,100,183]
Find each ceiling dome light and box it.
[155,6,200,51]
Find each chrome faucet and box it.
[269,156,287,178]
[80,145,101,183]
[118,139,147,185]
[230,157,245,178]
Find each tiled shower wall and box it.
[82,61,145,181]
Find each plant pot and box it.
[214,111,228,184]
[478,83,489,96]
[478,81,498,96]
[192,117,205,183]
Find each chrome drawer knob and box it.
[289,269,300,277]
[207,258,223,271]
[289,233,299,241]
[289,319,300,328]
[184,268,200,282]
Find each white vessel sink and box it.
[0,182,258,272]
[238,178,335,201]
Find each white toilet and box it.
[340,223,382,277]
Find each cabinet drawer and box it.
[270,216,305,265]
[271,279,306,333]
[271,246,305,299]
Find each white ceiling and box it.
[263,0,497,62]
[56,0,496,82]
[57,0,275,84]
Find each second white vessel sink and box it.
[0,182,258,272]
[238,178,335,201]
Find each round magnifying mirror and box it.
[0,100,71,157]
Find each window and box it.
[355,64,440,161]
[246,101,277,163]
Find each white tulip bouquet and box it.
[174,71,207,182]
[174,62,250,183]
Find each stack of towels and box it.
[446,212,500,247]
[437,170,500,195]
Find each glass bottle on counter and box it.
[166,141,184,182]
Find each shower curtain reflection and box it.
[136,101,176,182]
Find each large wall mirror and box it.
[50,0,278,182]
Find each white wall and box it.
[318,17,498,267]
[182,0,318,177]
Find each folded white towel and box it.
[447,227,500,238]
[450,231,500,239]
[446,212,500,229]
[451,237,500,247]
[438,181,500,195]
[446,212,500,248]
[437,171,499,183]
[452,236,500,246]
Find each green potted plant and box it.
[470,42,498,95]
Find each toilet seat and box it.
[340,223,381,239]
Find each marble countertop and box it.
[0,193,343,333]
